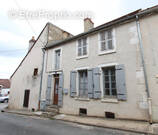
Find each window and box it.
[103,66,117,97]
[33,68,38,76]
[99,29,114,52]
[78,70,88,98]
[55,49,61,70]
[77,37,87,57]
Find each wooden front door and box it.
[53,75,59,105]
[23,90,30,108]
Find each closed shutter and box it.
[46,75,52,105]
[88,69,93,98]
[58,73,63,107]
[116,64,127,101]
[70,71,77,97]
[93,68,101,99]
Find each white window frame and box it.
[52,47,62,71]
[74,67,89,98]
[76,37,89,59]
[98,28,116,55]
[98,63,118,99]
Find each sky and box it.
[0,0,158,79]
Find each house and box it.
[9,5,158,123]
[0,79,10,95]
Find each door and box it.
[53,75,59,105]
[23,90,30,108]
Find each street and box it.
[0,103,145,135]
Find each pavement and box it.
[0,103,145,135]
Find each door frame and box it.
[53,74,59,105]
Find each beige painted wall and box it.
[139,14,158,121]
[43,20,150,121]
[9,25,49,111]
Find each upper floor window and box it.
[55,49,61,70]
[99,29,115,53]
[77,37,87,57]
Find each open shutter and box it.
[46,75,52,105]
[88,69,93,98]
[93,68,101,99]
[58,73,63,107]
[116,64,127,101]
[70,71,77,97]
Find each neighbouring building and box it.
[9,5,158,123]
[0,79,10,95]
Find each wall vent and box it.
[105,112,115,119]
[79,108,87,116]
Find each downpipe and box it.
[136,15,152,124]
[38,48,46,110]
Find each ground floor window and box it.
[78,70,88,98]
[102,66,117,97]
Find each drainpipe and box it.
[136,15,152,124]
[38,48,46,110]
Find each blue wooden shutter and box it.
[116,64,127,101]
[93,68,101,99]
[58,73,63,107]
[46,75,52,105]
[70,71,77,97]
[88,69,93,98]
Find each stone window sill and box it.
[75,97,90,101]
[101,98,118,103]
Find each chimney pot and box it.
[28,36,36,51]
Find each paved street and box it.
[0,103,146,135]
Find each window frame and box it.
[98,63,118,99]
[76,37,89,59]
[78,70,88,98]
[98,28,116,55]
[52,47,62,71]
[102,66,117,98]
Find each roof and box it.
[10,22,73,79]
[45,5,158,49]
[0,79,10,89]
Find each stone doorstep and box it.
[3,109,158,134]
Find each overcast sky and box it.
[0,0,158,79]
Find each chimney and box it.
[84,18,94,32]
[62,31,69,39]
[29,36,36,51]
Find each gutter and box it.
[136,15,152,124]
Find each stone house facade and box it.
[9,5,158,123]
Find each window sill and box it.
[101,98,118,103]
[98,50,116,56]
[75,97,90,101]
[76,55,88,60]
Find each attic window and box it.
[33,68,38,76]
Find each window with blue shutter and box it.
[58,73,63,107]
[70,71,77,97]
[46,75,52,105]
[93,68,101,99]
[88,69,93,98]
[116,64,127,101]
